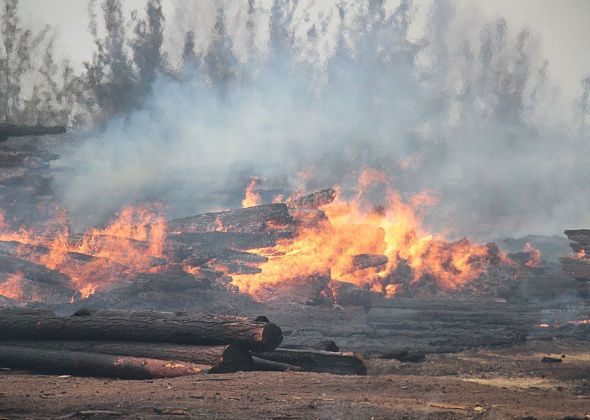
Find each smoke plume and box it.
[52,0,590,240]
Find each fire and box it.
[232,171,491,297]
[242,177,261,208]
[0,205,166,299]
[0,272,27,301]
[523,242,541,267]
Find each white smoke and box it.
[53,0,590,240]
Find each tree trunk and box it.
[0,345,209,379]
[252,349,366,375]
[0,341,253,373]
[0,309,283,352]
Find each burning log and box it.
[0,255,76,303]
[0,123,66,142]
[350,254,388,271]
[327,280,376,308]
[286,188,337,209]
[0,309,283,352]
[167,231,285,250]
[0,346,209,379]
[252,349,366,375]
[168,204,295,235]
[0,341,253,373]
[570,243,590,255]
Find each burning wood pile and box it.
[560,230,590,281]
[0,307,365,378]
[0,173,537,309]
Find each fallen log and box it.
[570,242,590,255]
[0,341,253,373]
[0,255,76,303]
[328,281,376,308]
[168,204,295,235]
[0,345,209,379]
[564,229,590,246]
[286,188,337,209]
[350,254,388,271]
[0,123,66,141]
[251,356,302,372]
[0,309,283,352]
[167,231,285,250]
[252,349,366,375]
[560,256,590,280]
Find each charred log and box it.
[252,349,366,375]
[350,254,388,271]
[328,281,376,308]
[167,231,287,250]
[0,341,253,373]
[0,255,76,303]
[0,345,209,379]
[564,229,590,246]
[286,188,337,209]
[168,203,295,234]
[251,356,302,372]
[0,309,283,352]
[560,257,590,280]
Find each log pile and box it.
[0,308,366,378]
[560,229,590,281]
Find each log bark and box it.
[0,345,209,379]
[0,309,283,352]
[560,256,590,280]
[251,356,302,372]
[168,204,294,235]
[350,254,388,271]
[167,231,284,250]
[286,188,337,209]
[252,349,366,375]
[0,341,253,373]
[0,123,66,141]
[328,281,376,308]
[564,229,590,246]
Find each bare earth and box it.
[0,339,588,419]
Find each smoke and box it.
[53,0,590,239]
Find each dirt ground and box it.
[0,338,588,420]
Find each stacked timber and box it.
[0,308,366,378]
[560,230,590,281]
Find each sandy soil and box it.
[0,339,588,419]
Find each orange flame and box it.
[0,272,27,300]
[0,205,166,299]
[242,177,262,208]
[523,242,541,267]
[232,171,491,297]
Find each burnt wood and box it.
[0,309,283,352]
[286,188,337,209]
[252,349,366,375]
[0,345,209,379]
[564,229,590,246]
[350,254,388,271]
[251,356,302,372]
[560,256,590,280]
[167,203,294,234]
